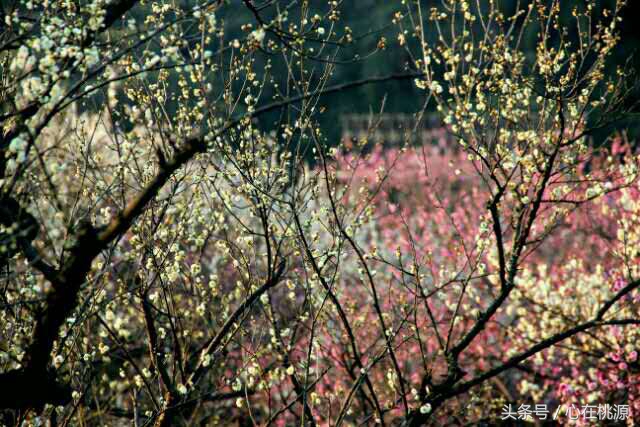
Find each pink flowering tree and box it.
[324,135,639,425]
[306,1,640,425]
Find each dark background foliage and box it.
[217,0,640,147]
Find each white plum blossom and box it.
[250,28,266,44]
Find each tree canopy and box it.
[1,0,640,425]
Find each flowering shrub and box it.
[326,136,640,424]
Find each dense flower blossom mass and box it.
[0,0,639,425]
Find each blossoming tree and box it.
[1,0,639,426]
